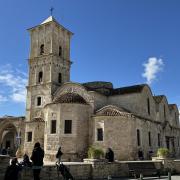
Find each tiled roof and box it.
[111,84,146,95]
[83,82,147,96]
[54,93,87,104]
[95,105,132,117]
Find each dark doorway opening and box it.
[6,140,10,148]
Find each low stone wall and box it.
[153,157,180,174]
[1,156,180,179]
[21,163,92,180]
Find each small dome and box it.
[54,93,87,104]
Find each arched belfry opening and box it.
[59,46,62,57]
[40,44,44,55]
[38,71,43,83]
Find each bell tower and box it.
[24,16,73,153]
[26,16,73,121]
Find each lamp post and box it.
[15,129,23,158]
[16,132,21,148]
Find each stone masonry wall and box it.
[108,86,157,121]
[2,155,180,180]
[44,103,91,161]
[92,116,134,160]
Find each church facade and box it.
[0,16,180,161]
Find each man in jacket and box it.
[31,142,44,180]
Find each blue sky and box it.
[0,0,180,116]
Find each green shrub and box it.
[88,146,104,159]
[157,148,169,158]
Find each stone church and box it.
[0,16,180,161]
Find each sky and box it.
[0,0,180,116]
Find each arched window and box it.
[158,133,161,147]
[97,128,103,141]
[58,73,62,83]
[148,131,151,146]
[38,71,43,83]
[40,44,44,55]
[37,96,42,106]
[59,46,62,57]
[51,120,57,134]
[137,129,141,146]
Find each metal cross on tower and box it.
[50,7,54,16]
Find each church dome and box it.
[53,93,87,104]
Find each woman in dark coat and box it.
[31,142,44,180]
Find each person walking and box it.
[4,158,22,180]
[56,146,63,164]
[31,142,44,180]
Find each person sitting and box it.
[138,148,144,160]
[148,149,153,160]
[4,157,22,180]
[2,147,7,155]
[105,148,114,162]
[21,153,32,167]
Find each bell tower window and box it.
[40,44,44,55]
[38,71,43,83]
[37,96,42,106]
[59,46,62,57]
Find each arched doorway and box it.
[0,124,19,156]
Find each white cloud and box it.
[142,57,164,84]
[0,64,27,103]
[0,95,8,102]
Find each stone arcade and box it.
[0,16,180,161]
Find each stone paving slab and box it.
[110,176,180,180]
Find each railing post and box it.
[168,172,171,180]
[139,173,143,180]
